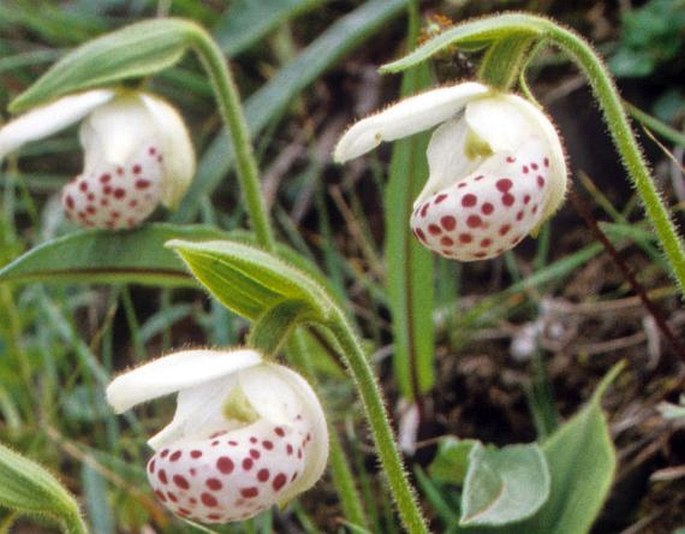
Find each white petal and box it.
[415,116,481,205]
[334,82,489,162]
[148,373,242,450]
[253,364,328,504]
[140,94,195,209]
[503,94,568,219]
[0,89,115,161]
[465,94,532,153]
[106,349,262,414]
[79,93,158,171]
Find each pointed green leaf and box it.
[0,224,229,287]
[460,442,550,527]
[0,441,86,533]
[380,14,545,74]
[167,239,334,323]
[10,18,196,112]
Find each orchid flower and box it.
[334,82,568,261]
[106,349,328,524]
[0,89,195,229]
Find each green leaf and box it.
[499,363,623,534]
[214,0,322,56]
[428,437,479,485]
[381,14,544,74]
[386,12,435,400]
[9,18,196,112]
[0,441,86,533]
[460,442,550,527]
[81,464,114,534]
[173,0,407,223]
[0,223,229,287]
[167,238,334,323]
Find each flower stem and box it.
[187,26,276,251]
[540,20,685,296]
[325,312,430,534]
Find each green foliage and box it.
[10,19,195,112]
[460,443,549,527]
[0,441,86,533]
[608,0,685,77]
[428,437,478,486]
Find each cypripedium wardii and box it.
[334,81,567,261]
[106,349,328,524]
[0,89,195,229]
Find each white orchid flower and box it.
[0,89,195,229]
[106,349,328,524]
[334,82,568,261]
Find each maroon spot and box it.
[274,427,285,437]
[167,492,177,502]
[177,508,191,516]
[173,475,189,490]
[524,194,531,205]
[516,210,524,221]
[481,202,494,215]
[461,194,477,207]
[532,205,538,214]
[434,193,448,204]
[189,468,196,477]
[496,178,513,192]
[65,195,75,209]
[79,181,88,192]
[148,147,157,155]
[116,167,124,176]
[249,437,257,444]
[241,487,259,498]
[113,188,126,199]
[87,193,95,201]
[228,440,238,446]
[474,175,484,181]
[428,224,441,235]
[250,449,261,459]
[459,233,472,244]
[242,458,253,471]
[502,194,515,206]
[297,448,303,459]
[522,165,529,174]
[457,182,467,188]
[531,162,539,170]
[262,440,274,450]
[148,459,156,474]
[100,174,111,183]
[537,175,545,188]
[511,235,523,245]
[86,205,96,215]
[272,473,287,491]
[211,440,220,447]
[499,224,511,236]
[100,199,109,207]
[103,185,113,195]
[135,179,151,189]
[544,157,550,167]
[207,513,222,521]
[217,457,234,474]
[201,493,218,507]
[157,155,163,162]
[158,469,168,484]
[474,252,487,258]
[440,215,456,231]
[169,451,182,462]
[132,164,142,174]
[291,472,299,482]
[206,478,222,491]
[420,204,429,218]
[110,211,120,219]
[506,156,515,163]
[209,430,227,439]
[441,249,451,256]
[466,215,482,228]
[480,238,492,248]
[286,444,293,455]
[440,236,454,246]
[257,469,270,482]
[190,450,202,459]
[77,211,87,220]
[154,490,167,502]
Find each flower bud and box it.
[106,349,328,524]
